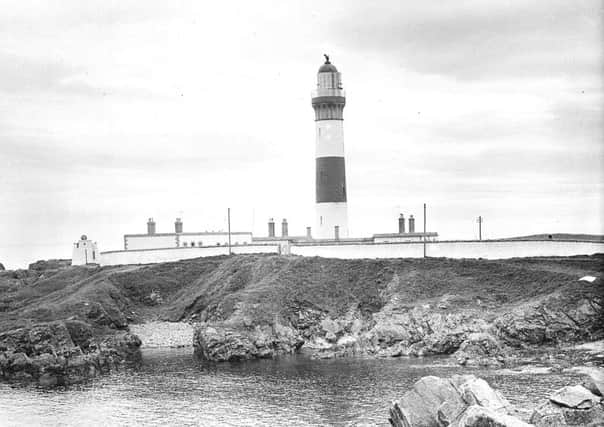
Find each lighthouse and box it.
[312,55,349,239]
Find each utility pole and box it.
[423,203,427,258]
[477,216,483,241]
[227,208,232,255]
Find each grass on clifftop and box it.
[0,254,602,334]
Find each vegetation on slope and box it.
[1,254,602,336]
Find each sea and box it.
[0,348,582,426]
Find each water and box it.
[0,348,581,426]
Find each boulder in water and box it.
[549,385,600,409]
[451,405,531,427]
[193,323,303,362]
[530,384,604,426]
[388,374,524,427]
[455,332,507,367]
[577,367,604,397]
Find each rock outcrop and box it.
[454,332,507,367]
[389,374,528,427]
[193,323,303,362]
[0,320,141,386]
[530,383,604,426]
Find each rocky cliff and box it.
[1,254,602,379]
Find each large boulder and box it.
[576,367,604,397]
[389,375,524,427]
[549,385,600,409]
[451,405,530,427]
[530,384,604,426]
[454,332,507,367]
[455,375,511,413]
[396,376,467,426]
[193,323,304,362]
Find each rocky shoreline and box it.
[0,254,602,387]
[389,371,604,426]
[0,320,141,386]
[191,282,603,367]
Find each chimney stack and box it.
[282,219,288,237]
[268,218,275,237]
[147,218,156,235]
[306,226,312,239]
[398,214,405,234]
[175,218,183,234]
[334,225,340,240]
[409,215,415,233]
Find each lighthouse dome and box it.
[319,54,338,73]
[318,62,338,73]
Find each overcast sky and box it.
[1,0,602,268]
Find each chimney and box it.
[409,215,415,233]
[268,218,275,237]
[306,226,312,239]
[334,225,340,240]
[147,218,156,235]
[398,214,405,234]
[175,218,183,234]
[281,219,288,237]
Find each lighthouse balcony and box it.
[311,88,345,99]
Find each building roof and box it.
[373,232,439,238]
[124,231,252,238]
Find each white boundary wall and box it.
[100,244,280,266]
[291,240,604,260]
[98,240,603,266]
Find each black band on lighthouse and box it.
[316,157,347,203]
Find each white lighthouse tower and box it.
[312,55,349,239]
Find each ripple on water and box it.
[0,348,585,426]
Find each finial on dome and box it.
[318,54,338,73]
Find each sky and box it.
[0,0,602,268]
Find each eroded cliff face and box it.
[189,255,603,363]
[192,284,603,363]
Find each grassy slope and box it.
[1,254,602,336]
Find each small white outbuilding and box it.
[72,235,99,265]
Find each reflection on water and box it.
[0,348,582,426]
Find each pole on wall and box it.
[423,203,427,258]
[227,208,232,255]
[477,216,483,241]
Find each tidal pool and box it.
[0,348,582,426]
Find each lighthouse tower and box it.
[312,55,349,239]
